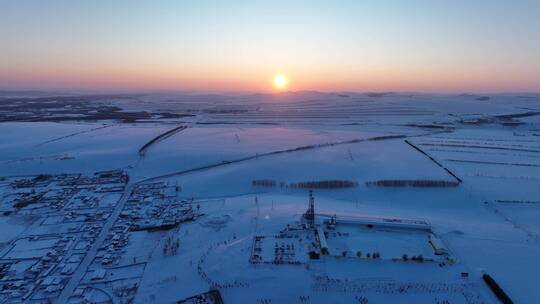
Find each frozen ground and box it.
[0,91,539,303]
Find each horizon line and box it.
[1,88,539,97]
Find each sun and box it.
[273,74,288,90]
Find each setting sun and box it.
[273,74,288,90]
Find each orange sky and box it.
[1,1,539,92]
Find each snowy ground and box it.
[0,91,539,303]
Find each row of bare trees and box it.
[365,180,459,187]
[252,179,358,189]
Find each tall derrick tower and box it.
[304,190,315,227]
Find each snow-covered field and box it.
[0,91,539,303]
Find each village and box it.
[0,170,128,302]
[67,181,202,304]
[0,171,204,303]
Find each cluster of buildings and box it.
[2,170,127,214]
[122,182,200,232]
[67,181,202,304]
[0,170,128,303]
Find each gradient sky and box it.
[1,0,539,92]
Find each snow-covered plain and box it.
[0,91,539,303]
